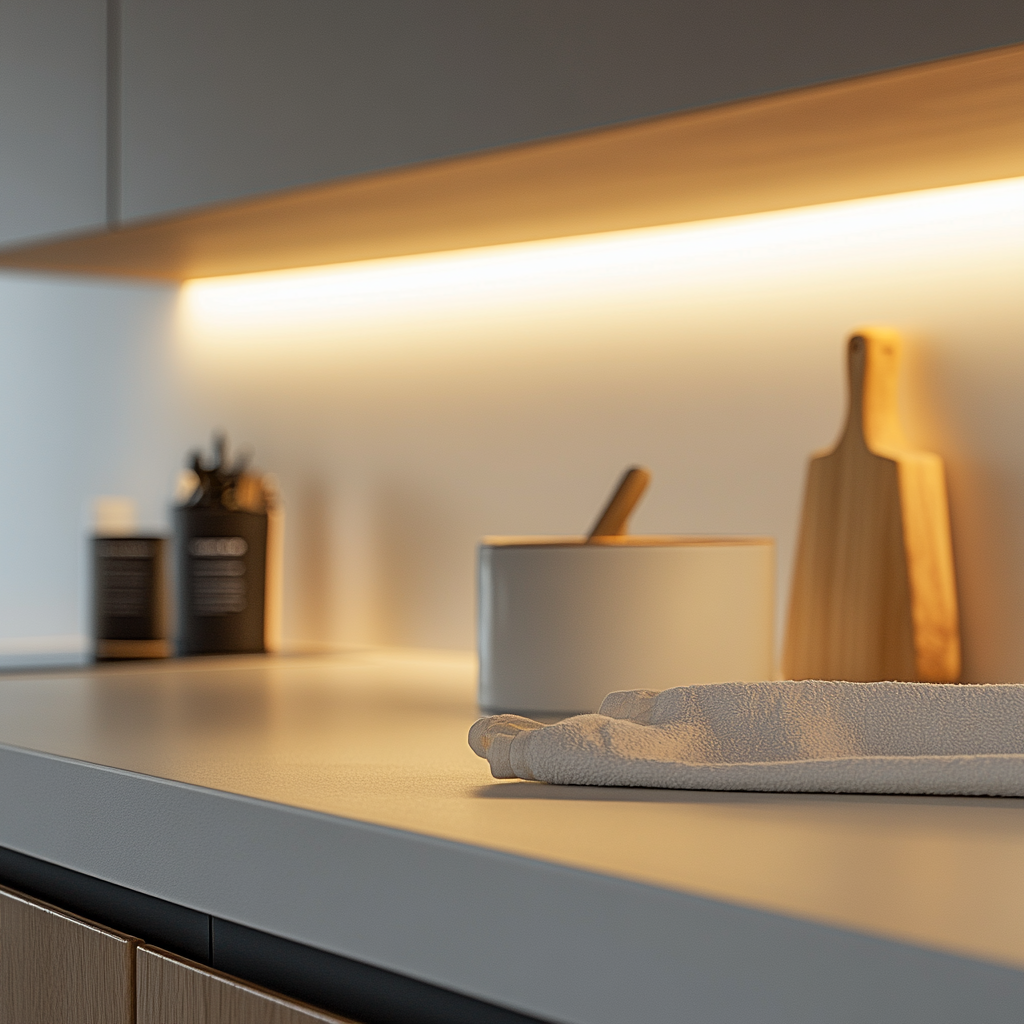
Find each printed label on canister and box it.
[189,536,248,614]
[189,537,248,557]
[93,537,166,641]
[175,507,267,655]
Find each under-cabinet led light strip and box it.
[178,177,1024,353]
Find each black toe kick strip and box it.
[0,846,548,1024]
[0,845,211,963]
[212,916,548,1024]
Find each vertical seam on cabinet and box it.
[128,936,138,1024]
[106,0,122,227]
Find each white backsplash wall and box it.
[0,271,182,663]
[0,178,1022,678]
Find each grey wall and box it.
[119,0,1024,221]
[0,0,107,245]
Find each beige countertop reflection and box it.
[0,649,1021,972]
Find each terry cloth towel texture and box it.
[468,680,1024,796]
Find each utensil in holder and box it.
[478,467,775,715]
[175,436,269,656]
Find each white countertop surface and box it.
[0,650,1021,1023]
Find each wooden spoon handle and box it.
[587,466,652,540]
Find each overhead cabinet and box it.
[0,43,1021,282]
[0,0,107,246]
[0,3,1021,260]
[116,1,1024,223]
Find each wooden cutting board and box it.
[783,328,960,682]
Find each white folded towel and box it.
[468,680,1024,796]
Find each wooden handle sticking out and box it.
[587,466,651,541]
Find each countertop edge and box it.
[0,743,1021,1024]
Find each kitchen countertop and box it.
[0,650,1021,1023]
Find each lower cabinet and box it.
[137,945,353,1023]
[0,885,355,1024]
[0,885,137,1024]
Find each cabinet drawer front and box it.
[137,944,357,1023]
[0,886,136,1024]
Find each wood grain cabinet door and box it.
[137,945,357,1024]
[0,885,137,1024]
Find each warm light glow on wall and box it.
[170,173,1024,664]
[177,177,1024,355]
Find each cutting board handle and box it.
[841,327,907,455]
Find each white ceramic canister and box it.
[478,535,775,715]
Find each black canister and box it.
[93,536,170,660]
[175,437,269,656]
